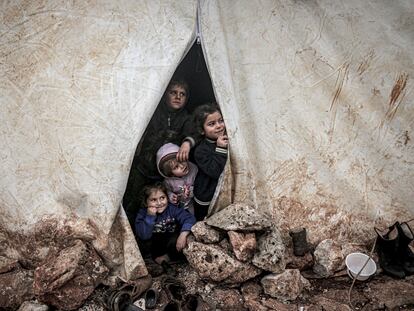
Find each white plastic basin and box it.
[345,252,377,281]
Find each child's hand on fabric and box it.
[182,185,190,199]
[216,135,229,148]
[169,193,178,204]
[147,205,157,216]
[176,231,190,252]
[177,141,191,162]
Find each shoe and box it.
[181,294,199,311]
[145,259,165,277]
[161,301,180,311]
[122,304,144,311]
[397,221,414,275]
[161,261,176,276]
[144,288,158,309]
[107,290,132,311]
[163,276,185,302]
[289,227,308,256]
[375,224,405,279]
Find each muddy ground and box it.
[71,262,414,311]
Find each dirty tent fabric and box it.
[1,0,414,283]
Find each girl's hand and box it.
[176,231,190,252]
[216,135,229,148]
[170,193,178,204]
[177,141,191,162]
[147,205,157,216]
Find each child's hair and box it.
[193,103,222,135]
[167,78,190,97]
[160,157,178,177]
[141,182,168,207]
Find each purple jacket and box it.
[156,143,198,210]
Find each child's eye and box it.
[179,92,186,97]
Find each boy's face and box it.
[166,85,187,110]
[146,189,168,214]
[202,111,226,140]
[171,160,189,177]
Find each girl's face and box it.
[202,111,226,140]
[146,189,168,214]
[171,160,189,177]
[166,85,187,110]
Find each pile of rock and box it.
[184,204,368,310]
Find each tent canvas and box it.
[1,0,413,282]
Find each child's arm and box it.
[177,115,197,162]
[135,208,156,240]
[194,143,228,179]
[176,231,190,251]
[171,205,195,251]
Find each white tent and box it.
[1,0,413,281]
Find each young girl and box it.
[135,182,196,266]
[192,103,228,221]
[156,143,198,214]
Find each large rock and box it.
[228,231,256,262]
[209,288,247,311]
[0,267,34,309]
[33,239,109,310]
[261,269,310,302]
[252,228,286,273]
[313,239,344,277]
[18,301,49,311]
[183,240,262,284]
[191,221,222,244]
[312,296,352,311]
[206,203,272,231]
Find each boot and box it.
[289,227,308,256]
[375,224,405,279]
[396,221,414,275]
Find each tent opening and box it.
[122,42,217,231]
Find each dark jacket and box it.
[135,202,196,240]
[193,138,228,205]
[135,102,196,178]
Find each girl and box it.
[135,182,196,266]
[192,103,228,221]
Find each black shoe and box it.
[181,294,199,311]
[162,301,180,311]
[397,221,414,275]
[163,276,185,302]
[289,227,308,256]
[161,261,176,276]
[375,224,405,279]
[144,288,158,309]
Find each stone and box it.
[261,298,298,311]
[0,267,34,309]
[313,239,344,277]
[285,247,314,271]
[241,281,263,298]
[243,298,268,311]
[312,296,352,311]
[191,221,223,244]
[252,228,286,273]
[33,239,109,310]
[18,301,49,311]
[0,256,19,273]
[210,288,247,311]
[183,240,262,284]
[368,279,414,309]
[206,203,272,231]
[261,269,310,302]
[228,231,256,262]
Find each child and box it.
[124,79,197,230]
[192,103,228,221]
[135,182,196,266]
[156,143,198,214]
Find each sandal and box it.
[144,288,158,309]
[162,276,185,303]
